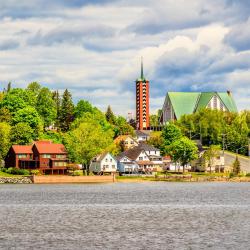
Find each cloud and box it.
[0,40,19,50]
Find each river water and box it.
[0,182,249,250]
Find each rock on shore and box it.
[0,177,33,184]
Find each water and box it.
[0,182,249,250]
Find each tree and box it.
[0,88,36,114]
[150,114,159,127]
[105,105,116,124]
[58,89,74,131]
[170,137,198,172]
[10,122,34,145]
[7,82,12,92]
[11,106,43,138]
[36,87,56,128]
[113,116,135,137]
[52,90,61,127]
[162,123,182,154]
[74,100,94,119]
[26,82,41,97]
[0,122,11,161]
[203,145,221,173]
[64,120,114,173]
[232,156,241,175]
[0,107,11,123]
[148,131,164,149]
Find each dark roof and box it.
[12,145,33,154]
[135,130,150,137]
[137,142,160,151]
[117,147,144,161]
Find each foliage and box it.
[30,169,40,175]
[149,113,159,127]
[52,90,61,127]
[105,105,116,124]
[74,100,94,119]
[10,122,34,145]
[202,145,221,173]
[64,119,114,171]
[0,122,11,160]
[58,89,74,131]
[0,107,12,123]
[232,156,241,175]
[170,137,198,172]
[39,130,63,144]
[113,116,135,137]
[147,131,164,149]
[5,167,30,175]
[36,87,56,128]
[26,82,41,97]
[11,106,43,138]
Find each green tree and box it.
[170,137,198,172]
[10,122,34,145]
[26,82,41,97]
[0,122,11,161]
[64,120,114,173]
[0,107,11,123]
[58,89,74,131]
[52,90,61,127]
[7,82,12,92]
[0,88,36,114]
[105,105,116,124]
[114,116,135,137]
[11,106,43,138]
[150,114,159,127]
[148,131,164,149]
[203,145,221,173]
[36,87,56,128]
[232,156,241,175]
[74,100,94,118]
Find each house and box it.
[89,152,117,174]
[160,91,237,124]
[116,155,139,174]
[5,141,68,174]
[114,135,138,150]
[117,143,163,173]
[135,130,150,142]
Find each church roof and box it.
[166,91,237,119]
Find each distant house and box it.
[117,143,163,173]
[116,155,139,174]
[114,135,138,150]
[135,130,150,142]
[5,141,68,174]
[89,152,117,174]
[160,91,237,124]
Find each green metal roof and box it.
[168,92,200,119]
[217,92,237,112]
[167,91,238,119]
[195,92,214,111]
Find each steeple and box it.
[141,56,144,79]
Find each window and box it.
[112,165,116,169]
[105,158,108,162]
[56,154,65,159]
[110,159,112,162]
[54,162,67,167]
[42,154,51,158]
[139,157,143,160]
[18,154,27,159]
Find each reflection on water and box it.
[0,182,249,250]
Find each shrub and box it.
[246,173,250,177]
[6,167,30,175]
[71,170,82,176]
[31,169,40,175]
[229,172,235,178]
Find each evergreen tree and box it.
[58,89,74,131]
[232,156,241,175]
[52,90,61,127]
[105,105,116,124]
[7,82,11,92]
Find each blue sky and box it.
[0,0,249,117]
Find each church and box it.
[160,91,237,124]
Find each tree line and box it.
[0,82,134,167]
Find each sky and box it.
[0,0,249,117]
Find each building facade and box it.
[160,91,237,124]
[136,58,149,130]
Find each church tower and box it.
[136,58,149,130]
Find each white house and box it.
[135,130,150,142]
[116,155,139,173]
[89,152,117,174]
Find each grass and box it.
[0,171,22,177]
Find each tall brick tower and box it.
[136,58,149,130]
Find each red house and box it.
[5,141,68,174]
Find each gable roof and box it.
[12,145,33,154]
[114,135,137,144]
[137,142,160,151]
[168,92,200,119]
[135,130,150,137]
[93,152,116,162]
[33,141,67,154]
[166,91,237,119]
[117,147,145,161]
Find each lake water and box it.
[0,182,249,250]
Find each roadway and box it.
[224,151,250,173]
